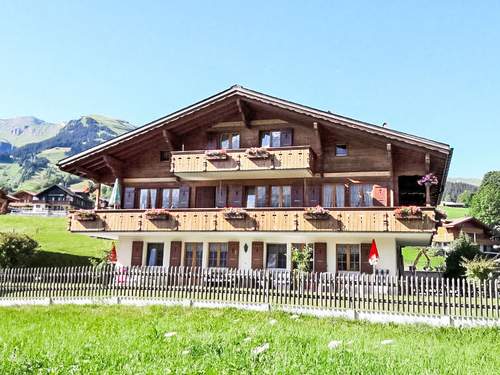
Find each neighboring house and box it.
[432,217,500,254]
[0,189,18,214]
[58,85,453,275]
[32,184,94,213]
[8,190,37,210]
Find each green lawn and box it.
[0,305,498,374]
[402,246,445,270]
[0,215,110,265]
[439,205,469,220]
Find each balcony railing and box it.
[170,146,315,180]
[68,208,436,233]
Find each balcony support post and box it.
[94,183,101,209]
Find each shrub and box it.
[0,232,38,268]
[461,256,497,282]
[292,244,313,273]
[444,233,480,278]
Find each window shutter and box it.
[305,185,321,206]
[372,185,388,206]
[251,241,264,269]
[314,242,327,273]
[360,243,372,273]
[207,133,218,150]
[178,185,190,208]
[291,185,304,207]
[228,241,239,269]
[169,241,182,267]
[131,241,143,266]
[280,129,293,146]
[227,185,243,207]
[215,185,227,208]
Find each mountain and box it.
[0,115,135,192]
[447,177,482,186]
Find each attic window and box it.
[160,151,170,162]
[335,144,348,156]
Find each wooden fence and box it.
[0,266,499,319]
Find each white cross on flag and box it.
[368,239,379,266]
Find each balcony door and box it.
[196,186,216,208]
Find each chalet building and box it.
[8,190,37,210]
[58,85,453,275]
[32,184,93,213]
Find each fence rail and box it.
[0,266,499,319]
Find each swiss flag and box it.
[368,239,379,266]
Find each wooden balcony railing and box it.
[170,146,315,180]
[69,208,436,233]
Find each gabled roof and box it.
[35,184,92,202]
[58,85,452,170]
[444,216,493,233]
[11,190,37,197]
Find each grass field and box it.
[0,215,110,265]
[439,205,469,220]
[402,246,445,270]
[0,305,498,374]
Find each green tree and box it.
[444,233,480,278]
[461,256,497,282]
[457,190,474,207]
[291,244,313,273]
[470,171,500,227]
[0,232,39,268]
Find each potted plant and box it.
[223,207,247,219]
[245,147,270,159]
[394,206,422,220]
[144,208,170,220]
[304,205,330,220]
[205,149,228,160]
[417,173,439,187]
[74,210,97,221]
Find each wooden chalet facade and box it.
[58,85,453,275]
[32,184,93,213]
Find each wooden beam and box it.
[103,155,124,178]
[94,183,101,209]
[387,143,394,206]
[313,122,324,175]
[425,152,431,173]
[162,129,179,151]
[236,98,251,128]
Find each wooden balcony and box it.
[69,208,436,233]
[170,146,315,180]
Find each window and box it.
[162,188,180,208]
[146,243,164,266]
[220,132,240,149]
[336,244,360,272]
[124,187,135,209]
[139,189,158,209]
[184,243,203,267]
[266,244,287,269]
[323,184,345,207]
[271,186,291,207]
[260,129,292,147]
[335,144,348,156]
[246,186,267,208]
[349,184,373,207]
[160,151,170,162]
[208,243,228,268]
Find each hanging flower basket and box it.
[394,206,422,220]
[245,147,270,159]
[304,206,330,220]
[145,208,170,220]
[223,207,247,220]
[205,149,228,160]
[417,173,438,186]
[74,210,97,221]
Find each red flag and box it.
[368,239,379,266]
[108,242,117,263]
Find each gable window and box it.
[323,184,345,207]
[271,186,291,207]
[220,132,240,149]
[349,184,373,207]
[246,186,267,208]
[335,144,348,156]
[336,244,360,272]
[162,188,180,208]
[266,244,287,269]
[208,243,228,268]
[184,242,203,268]
[260,129,292,147]
[160,151,170,162]
[139,189,157,209]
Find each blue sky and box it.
[1,1,498,178]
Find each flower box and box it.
[223,207,247,220]
[304,206,330,220]
[394,206,422,220]
[74,210,97,221]
[245,147,270,159]
[145,208,170,220]
[417,173,438,186]
[205,149,228,160]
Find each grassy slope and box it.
[0,305,498,374]
[0,216,110,265]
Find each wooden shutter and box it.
[215,185,227,208]
[314,242,327,273]
[227,185,243,207]
[228,241,239,269]
[291,185,304,207]
[305,185,321,206]
[360,243,372,274]
[251,241,264,269]
[280,129,293,146]
[207,133,218,150]
[169,241,182,267]
[131,241,143,266]
[372,185,388,206]
[178,185,190,208]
